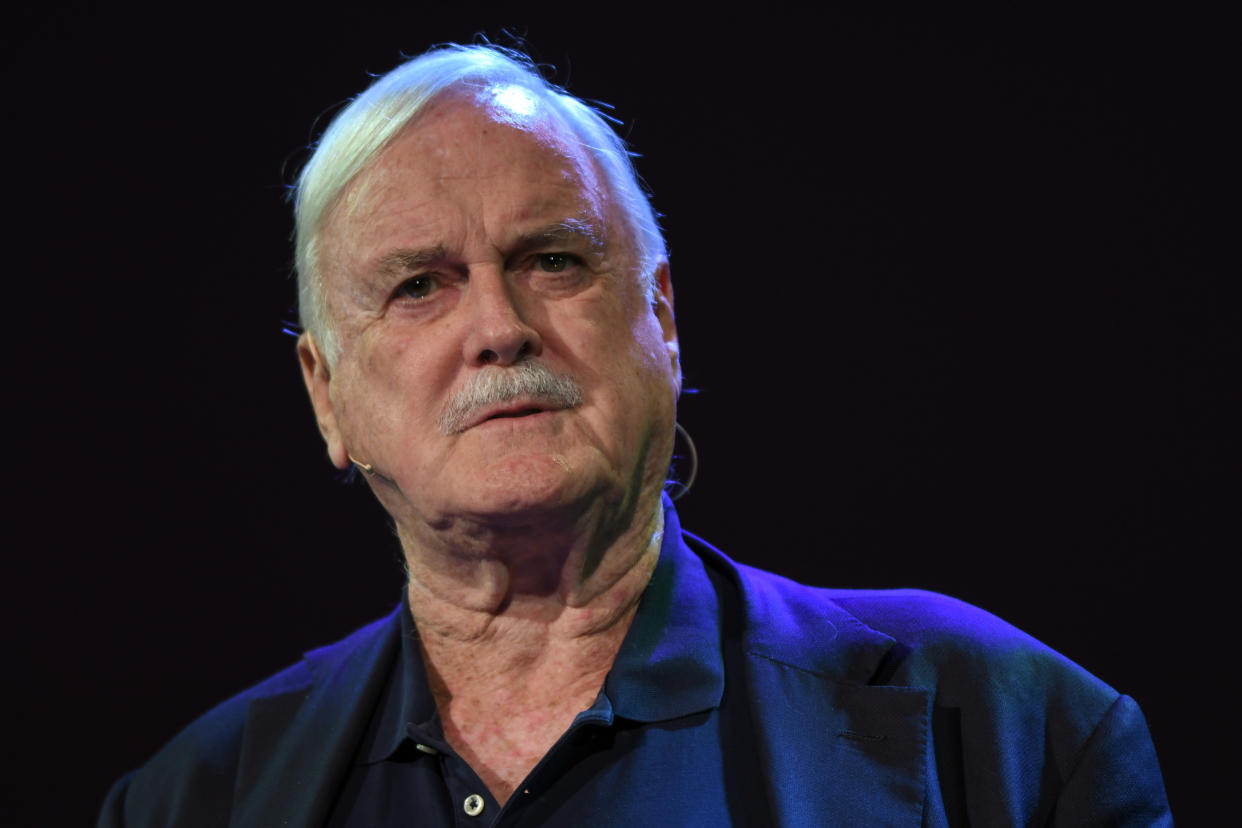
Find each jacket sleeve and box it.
[1053,694,1172,827]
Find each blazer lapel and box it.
[229,609,401,828]
[696,539,930,826]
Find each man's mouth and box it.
[459,400,560,431]
[484,407,546,421]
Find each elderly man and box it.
[99,45,1170,826]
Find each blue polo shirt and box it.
[325,523,769,826]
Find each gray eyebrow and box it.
[510,220,606,258]
[373,244,452,275]
[368,219,605,278]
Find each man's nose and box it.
[460,269,542,366]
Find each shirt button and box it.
[463,794,485,817]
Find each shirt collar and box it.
[359,588,441,763]
[362,498,725,763]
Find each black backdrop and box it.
[11,5,1235,824]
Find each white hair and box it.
[292,44,667,365]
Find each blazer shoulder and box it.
[688,532,1116,711]
[818,593,1168,821]
[681,525,1171,824]
[100,660,313,827]
[100,609,400,828]
[827,589,1114,698]
[826,587,1062,660]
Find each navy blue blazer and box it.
[99,506,1171,826]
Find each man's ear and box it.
[297,332,350,469]
[650,260,681,393]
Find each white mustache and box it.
[438,361,584,434]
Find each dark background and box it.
[10,4,1235,824]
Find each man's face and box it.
[300,91,679,536]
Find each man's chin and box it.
[462,452,597,513]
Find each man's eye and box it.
[396,276,435,299]
[538,253,572,273]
